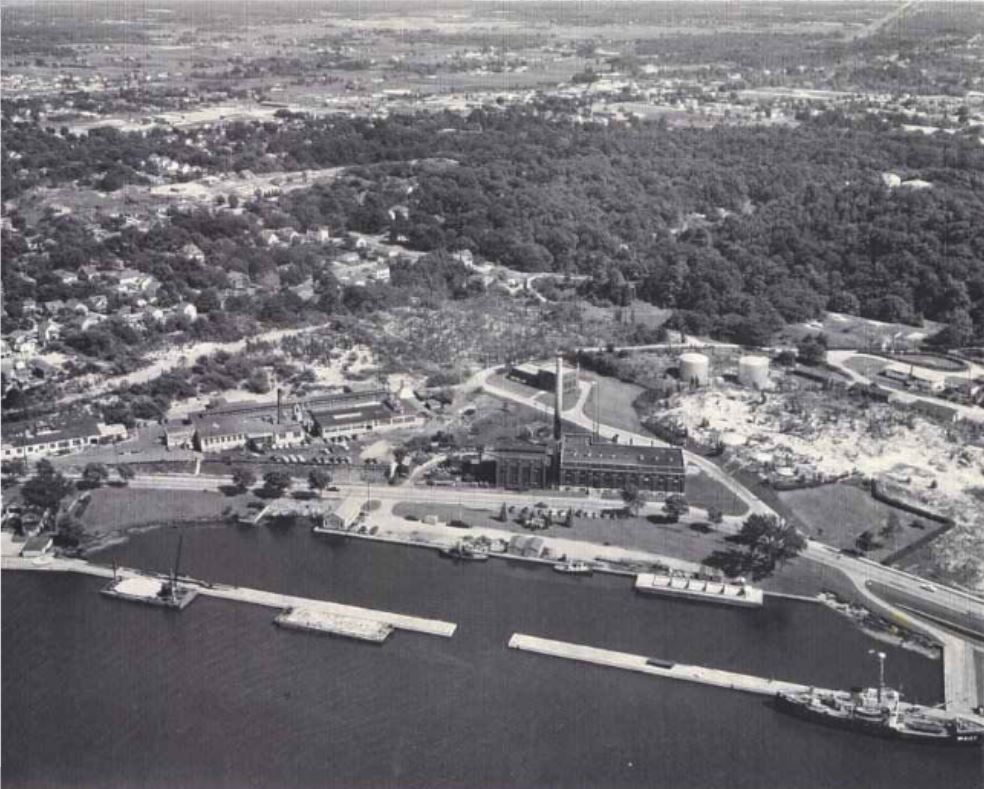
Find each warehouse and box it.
[508,359,578,396]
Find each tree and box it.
[262,470,292,498]
[796,334,827,367]
[662,494,690,522]
[231,467,257,493]
[2,458,27,481]
[736,513,806,577]
[116,464,136,486]
[498,502,509,522]
[246,369,271,394]
[82,462,110,488]
[880,511,901,539]
[21,459,74,512]
[621,484,644,516]
[307,468,332,497]
[707,506,724,525]
[855,529,881,553]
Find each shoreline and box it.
[70,515,942,658]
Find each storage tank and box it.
[678,352,710,387]
[738,355,771,389]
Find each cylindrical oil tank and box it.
[679,352,710,387]
[738,355,770,389]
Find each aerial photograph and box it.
[1,0,983,786]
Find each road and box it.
[827,349,984,423]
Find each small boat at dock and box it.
[439,543,489,561]
[553,560,593,575]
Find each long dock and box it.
[508,633,813,696]
[2,556,456,639]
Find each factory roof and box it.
[560,433,684,470]
[193,413,302,439]
[3,418,105,448]
[309,402,396,428]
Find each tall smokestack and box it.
[554,355,563,440]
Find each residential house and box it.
[143,306,166,325]
[51,269,79,285]
[38,320,61,345]
[87,294,109,312]
[42,299,66,316]
[22,299,38,315]
[180,242,206,263]
[174,302,198,322]
[259,229,282,247]
[113,269,158,295]
[226,271,251,291]
[78,314,107,331]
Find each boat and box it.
[439,543,489,561]
[553,560,593,575]
[774,651,984,747]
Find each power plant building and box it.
[558,434,686,492]
[483,434,685,493]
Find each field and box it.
[779,312,942,350]
[778,483,918,557]
[579,372,651,436]
[76,487,246,535]
[843,355,890,378]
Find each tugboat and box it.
[439,542,489,561]
[775,651,984,747]
[552,560,593,575]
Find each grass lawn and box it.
[392,499,731,565]
[777,484,920,558]
[685,470,748,516]
[580,371,652,436]
[76,487,248,534]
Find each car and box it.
[919,583,937,593]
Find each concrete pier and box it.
[275,607,393,643]
[2,556,457,639]
[635,573,764,607]
[508,633,813,696]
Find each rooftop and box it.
[561,434,684,470]
[310,402,396,428]
[2,417,104,448]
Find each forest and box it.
[4,103,984,354]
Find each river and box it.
[3,523,982,788]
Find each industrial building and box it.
[486,440,554,489]
[480,433,686,493]
[309,401,423,441]
[176,386,423,454]
[192,413,306,454]
[557,434,685,492]
[1,418,127,460]
[508,359,578,397]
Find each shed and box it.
[323,496,364,530]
